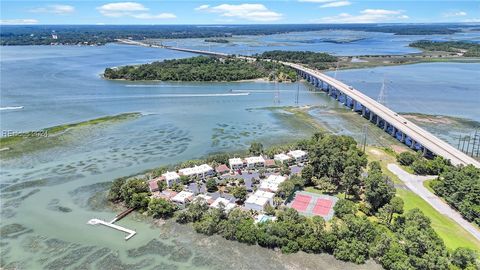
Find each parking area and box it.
[287,191,338,221]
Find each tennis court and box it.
[287,191,338,221]
[313,198,333,216]
[291,194,312,212]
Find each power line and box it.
[377,76,387,106]
[295,74,300,105]
[334,61,339,79]
[362,124,368,153]
[471,130,478,157]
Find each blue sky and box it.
[1,0,479,25]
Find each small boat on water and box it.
[0,106,24,111]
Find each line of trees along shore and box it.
[397,151,480,227]
[108,133,479,269]
[103,56,297,82]
[409,40,480,57]
[256,50,338,70]
[1,24,464,46]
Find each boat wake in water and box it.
[0,106,24,111]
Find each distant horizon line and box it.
[2,22,479,26]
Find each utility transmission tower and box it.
[362,124,368,153]
[377,77,387,106]
[334,61,339,79]
[471,130,478,157]
[295,74,300,105]
[273,71,280,105]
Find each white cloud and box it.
[298,0,337,2]
[443,11,467,17]
[131,13,176,19]
[0,19,39,25]
[462,18,480,23]
[97,2,147,17]
[320,1,351,8]
[361,9,402,15]
[314,9,409,23]
[29,5,75,14]
[97,2,175,20]
[195,3,282,22]
[195,5,210,11]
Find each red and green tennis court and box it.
[288,191,338,220]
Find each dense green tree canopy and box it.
[431,165,480,226]
[257,50,338,70]
[104,56,297,82]
[410,40,480,57]
[148,198,177,218]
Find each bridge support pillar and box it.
[376,117,381,126]
[401,133,406,143]
[422,147,428,156]
[352,100,356,111]
[369,112,374,122]
[361,106,366,117]
[391,126,396,137]
[383,121,388,131]
[410,140,416,149]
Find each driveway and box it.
[388,163,480,242]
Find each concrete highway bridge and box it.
[287,62,480,167]
[118,39,480,168]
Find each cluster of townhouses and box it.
[146,150,308,218]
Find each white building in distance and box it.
[162,171,181,187]
[260,175,287,192]
[228,158,244,170]
[193,194,213,205]
[171,191,194,204]
[245,156,265,168]
[245,190,275,211]
[274,153,291,163]
[179,164,214,179]
[288,150,308,163]
[211,197,237,212]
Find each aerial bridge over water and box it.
[117,39,480,168]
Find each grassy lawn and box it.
[397,188,480,252]
[304,186,324,195]
[366,146,480,252]
[423,179,436,194]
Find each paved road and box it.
[287,63,480,168]
[388,163,480,241]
